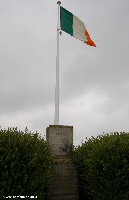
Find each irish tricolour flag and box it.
[60,6,96,47]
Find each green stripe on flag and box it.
[60,6,73,36]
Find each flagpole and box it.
[54,1,61,125]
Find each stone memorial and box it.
[46,125,73,156]
[46,125,79,200]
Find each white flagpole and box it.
[54,1,61,125]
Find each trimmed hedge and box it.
[0,127,53,199]
[74,132,129,200]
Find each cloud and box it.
[0,0,129,145]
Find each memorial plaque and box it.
[46,125,73,155]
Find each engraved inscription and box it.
[56,132,68,136]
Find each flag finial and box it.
[57,1,61,5]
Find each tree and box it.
[0,127,53,199]
[74,132,129,200]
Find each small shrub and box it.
[73,132,129,200]
[0,127,53,199]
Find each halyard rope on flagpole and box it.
[54,1,62,125]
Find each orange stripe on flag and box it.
[85,29,96,47]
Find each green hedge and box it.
[74,132,129,200]
[0,127,53,199]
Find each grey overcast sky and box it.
[0,0,129,145]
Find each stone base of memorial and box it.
[46,125,79,200]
